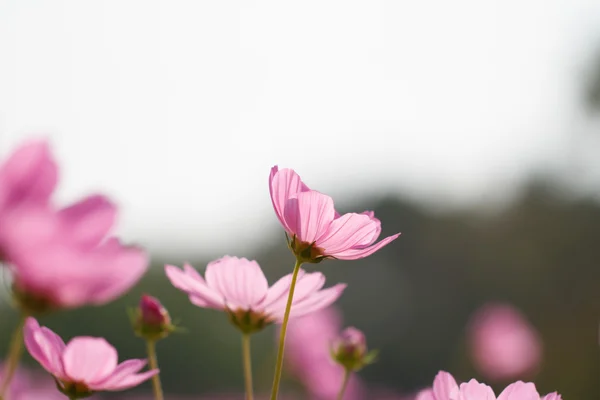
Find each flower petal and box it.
[58,195,117,248]
[285,284,347,320]
[415,389,436,400]
[165,264,224,309]
[328,233,400,260]
[23,318,66,379]
[497,382,540,400]
[91,359,147,390]
[269,166,310,233]
[433,370,459,400]
[204,256,268,310]
[541,393,562,400]
[458,379,496,400]
[317,212,381,253]
[262,270,324,312]
[93,368,158,391]
[283,191,335,243]
[62,337,118,384]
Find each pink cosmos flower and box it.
[269,166,400,262]
[24,317,158,397]
[165,256,346,333]
[0,363,68,400]
[467,303,542,381]
[0,141,148,310]
[282,307,366,400]
[416,371,561,400]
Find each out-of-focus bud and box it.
[331,327,378,372]
[131,294,175,341]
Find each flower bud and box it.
[331,327,377,372]
[131,294,174,341]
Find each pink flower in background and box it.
[165,256,345,333]
[467,303,542,381]
[269,166,400,262]
[282,307,366,400]
[417,371,561,400]
[24,318,158,397]
[0,363,66,400]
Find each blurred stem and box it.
[336,368,351,400]
[242,333,254,400]
[269,259,303,400]
[0,313,26,399]
[146,340,164,400]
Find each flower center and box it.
[286,234,328,264]
[226,308,274,334]
[56,379,95,399]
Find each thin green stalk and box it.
[242,333,254,400]
[270,259,303,400]
[146,340,164,400]
[0,314,26,399]
[336,368,351,400]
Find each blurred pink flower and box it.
[418,371,561,400]
[165,256,345,333]
[24,318,158,397]
[467,303,542,381]
[282,307,366,400]
[0,140,148,310]
[269,166,400,262]
[0,363,66,400]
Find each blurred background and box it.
[0,1,599,399]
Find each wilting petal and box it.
[59,195,117,248]
[269,166,310,233]
[497,382,539,400]
[165,264,224,309]
[204,256,268,309]
[62,338,117,384]
[283,191,335,243]
[433,371,459,400]
[458,379,496,400]
[23,318,65,379]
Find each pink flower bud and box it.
[133,294,174,341]
[331,327,377,372]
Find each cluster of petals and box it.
[269,166,400,260]
[416,371,561,400]
[0,140,148,309]
[467,303,542,381]
[24,318,158,394]
[165,256,346,322]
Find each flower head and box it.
[24,318,158,398]
[467,303,542,381]
[331,327,377,372]
[165,256,346,334]
[419,371,561,400]
[269,166,400,263]
[132,294,175,341]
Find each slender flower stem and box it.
[336,368,351,400]
[146,340,164,400]
[270,259,303,400]
[242,333,254,400]
[0,314,26,399]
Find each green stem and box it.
[336,368,351,400]
[270,259,303,400]
[242,333,254,400]
[0,314,26,399]
[146,340,164,400]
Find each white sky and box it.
[0,1,599,257]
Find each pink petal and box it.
[204,256,268,310]
[432,371,459,400]
[58,195,117,248]
[283,190,335,243]
[541,393,562,400]
[262,270,324,312]
[415,389,436,400]
[23,318,66,379]
[458,379,496,400]
[317,212,382,254]
[91,359,148,389]
[0,140,57,208]
[62,337,118,384]
[165,264,224,309]
[94,368,158,391]
[328,233,400,260]
[497,382,540,400]
[269,166,310,233]
[260,269,306,307]
[285,284,347,320]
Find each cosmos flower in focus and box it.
[269,166,400,263]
